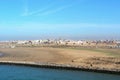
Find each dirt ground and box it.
[0,47,120,71]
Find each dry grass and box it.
[0,47,120,70]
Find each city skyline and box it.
[0,0,120,40]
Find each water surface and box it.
[0,65,119,80]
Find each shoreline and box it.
[0,61,120,75]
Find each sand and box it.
[0,47,120,71]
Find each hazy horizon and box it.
[0,0,120,40]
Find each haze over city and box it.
[0,0,120,40]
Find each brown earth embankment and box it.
[0,47,119,74]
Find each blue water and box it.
[0,65,119,80]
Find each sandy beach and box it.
[0,47,120,72]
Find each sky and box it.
[0,0,120,40]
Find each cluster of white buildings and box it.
[0,39,120,48]
[13,39,85,45]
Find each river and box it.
[0,65,119,80]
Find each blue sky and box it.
[0,0,120,40]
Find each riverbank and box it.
[0,61,119,74]
[0,47,120,74]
